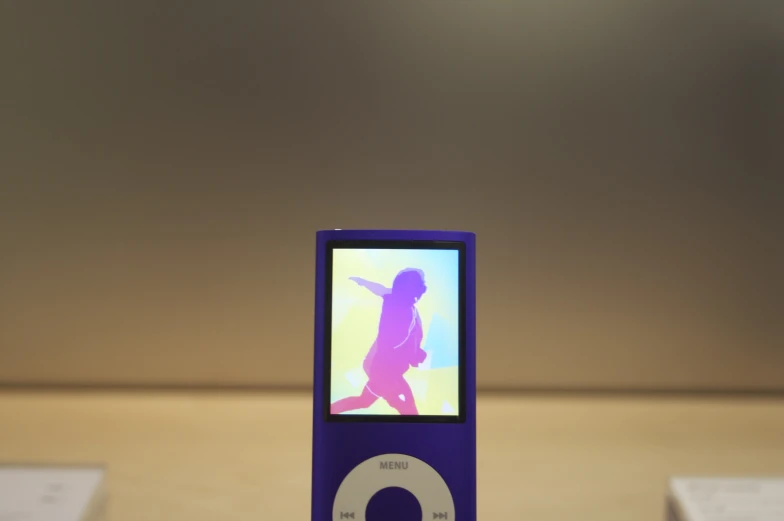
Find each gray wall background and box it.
[1,1,782,391]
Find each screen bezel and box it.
[323,239,467,424]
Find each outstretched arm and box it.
[349,277,390,297]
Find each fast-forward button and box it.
[339,513,355,520]
[432,513,448,519]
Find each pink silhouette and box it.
[331,268,428,415]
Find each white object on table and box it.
[668,477,784,521]
[0,465,106,521]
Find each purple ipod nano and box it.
[311,230,476,521]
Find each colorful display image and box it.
[329,248,460,416]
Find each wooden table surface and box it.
[1,391,783,521]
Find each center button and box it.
[366,486,422,521]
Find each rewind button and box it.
[339,513,355,520]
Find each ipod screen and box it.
[328,245,462,419]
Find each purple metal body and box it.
[311,229,477,521]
